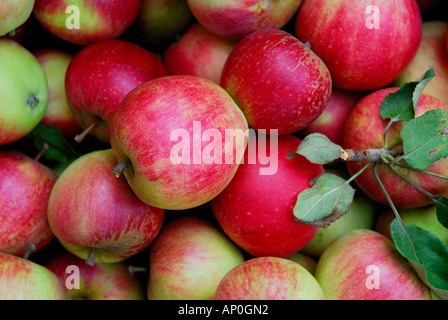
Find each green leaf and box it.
[293,173,355,228]
[434,195,448,229]
[401,109,448,169]
[390,219,448,300]
[288,133,342,164]
[27,124,81,162]
[380,66,435,122]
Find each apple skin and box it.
[47,149,165,263]
[211,134,323,257]
[33,48,81,140]
[315,229,431,300]
[213,257,325,300]
[109,75,248,210]
[44,251,145,300]
[163,23,236,84]
[147,215,245,300]
[65,39,168,143]
[0,39,48,145]
[221,28,332,135]
[295,0,422,91]
[285,252,317,275]
[33,0,141,46]
[342,87,448,209]
[0,151,57,256]
[186,0,303,41]
[394,21,448,106]
[0,0,35,36]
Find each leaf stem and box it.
[391,162,448,183]
[388,164,435,200]
[345,162,373,184]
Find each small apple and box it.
[0,252,65,300]
[163,23,236,84]
[33,0,141,46]
[147,215,245,300]
[0,39,48,145]
[213,257,325,300]
[221,28,332,135]
[315,229,431,300]
[0,0,35,36]
[47,149,165,264]
[0,150,57,256]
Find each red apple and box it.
[47,149,165,264]
[0,150,57,256]
[186,0,303,41]
[295,0,422,91]
[211,134,323,257]
[394,21,448,106]
[33,48,81,140]
[221,28,332,135]
[33,0,141,46]
[0,0,35,36]
[45,251,146,300]
[163,23,236,84]
[213,257,325,300]
[315,229,431,300]
[65,39,168,143]
[147,215,245,300]
[342,87,448,208]
[109,75,248,210]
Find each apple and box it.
[0,253,65,300]
[300,195,377,258]
[132,0,195,47]
[284,252,317,275]
[163,23,236,84]
[47,149,165,264]
[186,0,303,41]
[314,229,431,300]
[342,87,448,209]
[295,0,422,91]
[109,75,248,210]
[301,88,365,145]
[33,0,141,46]
[221,28,332,135]
[0,150,57,256]
[0,39,48,145]
[211,134,323,257]
[65,39,168,144]
[44,251,146,300]
[394,21,448,106]
[33,48,81,140]
[0,0,35,36]
[147,215,245,300]
[213,257,325,300]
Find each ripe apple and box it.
[221,28,332,135]
[211,134,323,257]
[315,229,431,300]
[147,215,245,300]
[163,23,236,84]
[0,150,57,256]
[213,257,325,300]
[295,0,422,91]
[44,251,146,300]
[0,0,35,36]
[47,149,165,264]
[33,48,81,140]
[65,39,168,144]
[0,39,48,145]
[0,252,65,300]
[33,0,141,46]
[186,0,303,41]
[301,88,365,145]
[109,75,248,210]
[285,252,317,275]
[394,21,448,106]
[342,87,448,208]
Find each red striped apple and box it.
[0,0,35,36]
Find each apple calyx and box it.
[74,118,102,143]
[27,95,39,109]
[112,160,133,178]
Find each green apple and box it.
[0,0,35,36]
[0,39,48,145]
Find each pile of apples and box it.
[1,0,447,301]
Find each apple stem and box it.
[339,148,398,163]
[128,265,147,276]
[23,243,36,260]
[74,118,101,143]
[112,160,132,178]
[85,247,97,266]
[34,143,50,162]
[27,96,39,109]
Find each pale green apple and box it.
[0,0,35,36]
[0,39,48,145]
